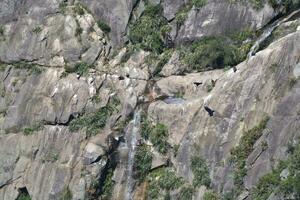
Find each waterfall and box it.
[247,20,280,58]
[248,9,300,58]
[124,111,141,200]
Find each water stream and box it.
[248,9,300,58]
[124,111,141,200]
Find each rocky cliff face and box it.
[0,0,300,200]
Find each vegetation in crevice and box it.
[99,169,114,200]
[69,95,121,136]
[175,0,207,27]
[146,168,184,199]
[251,142,300,200]
[179,185,195,200]
[229,116,270,196]
[42,152,59,163]
[74,3,85,15]
[64,62,93,76]
[133,144,153,182]
[0,26,4,37]
[179,28,255,72]
[17,188,31,200]
[59,1,67,13]
[13,62,44,74]
[140,119,170,154]
[23,123,44,135]
[128,3,170,54]
[145,49,173,77]
[191,155,211,188]
[97,20,111,34]
[203,190,220,200]
[60,187,72,200]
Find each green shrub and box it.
[69,106,112,136]
[45,153,59,163]
[147,168,184,199]
[175,6,190,26]
[60,188,72,200]
[32,26,42,34]
[251,142,300,200]
[150,123,170,154]
[174,91,185,98]
[74,4,85,15]
[191,156,211,187]
[133,145,153,181]
[17,193,31,200]
[192,0,207,8]
[69,96,119,136]
[14,62,43,74]
[100,169,114,200]
[59,1,67,13]
[145,49,173,76]
[65,62,92,76]
[97,20,111,33]
[23,123,44,135]
[230,116,270,196]
[180,36,238,71]
[75,27,83,37]
[179,185,195,200]
[140,120,170,154]
[129,4,167,54]
[203,190,219,200]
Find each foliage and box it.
[97,20,111,33]
[0,26,4,36]
[179,185,195,200]
[74,4,85,15]
[69,96,120,136]
[192,0,207,8]
[23,123,44,135]
[289,77,298,89]
[60,187,72,200]
[140,120,170,154]
[175,6,190,26]
[75,27,83,37]
[59,1,67,13]
[133,145,153,181]
[147,168,184,199]
[174,90,185,98]
[32,26,42,34]
[100,169,114,200]
[129,4,168,54]
[43,152,59,163]
[146,49,173,76]
[14,62,43,74]
[206,84,214,93]
[191,156,211,187]
[268,0,300,12]
[17,193,31,200]
[179,36,240,71]
[230,116,270,196]
[203,190,219,200]
[150,123,169,154]
[252,142,300,199]
[65,62,92,76]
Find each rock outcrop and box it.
[0,0,299,200]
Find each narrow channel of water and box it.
[124,111,141,200]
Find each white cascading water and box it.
[248,9,300,58]
[124,111,141,200]
[247,20,281,58]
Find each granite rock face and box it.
[176,0,275,43]
[0,0,299,199]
